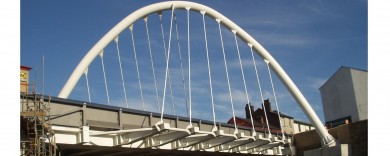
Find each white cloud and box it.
[306,77,327,90]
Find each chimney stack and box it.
[263,99,272,112]
[245,103,254,119]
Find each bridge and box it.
[21,94,292,155]
[20,1,335,155]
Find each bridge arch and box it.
[58,1,335,146]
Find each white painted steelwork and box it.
[26,95,291,154]
[51,125,289,155]
[58,1,334,147]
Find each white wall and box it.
[351,69,368,121]
[320,67,367,123]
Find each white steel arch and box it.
[58,1,335,147]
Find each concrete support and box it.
[304,144,351,156]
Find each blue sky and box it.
[20,0,367,123]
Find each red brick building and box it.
[228,99,295,134]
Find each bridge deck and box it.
[20,94,292,155]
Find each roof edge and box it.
[319,66,367,90]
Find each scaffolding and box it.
[20,87,58,156]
